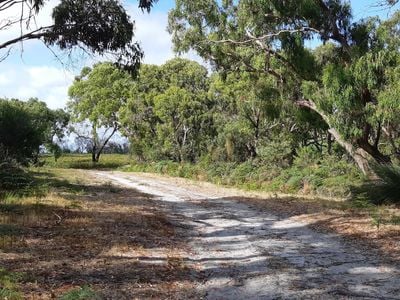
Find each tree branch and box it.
[210,27,321,46]
[0,25,52,50]
[313,0,350,50]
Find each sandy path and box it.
[93,171,400,299]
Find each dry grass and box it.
[0,169,197,299]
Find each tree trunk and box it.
[327,132,332,155]
[92,145,98,163]
[91,124,99,163]
[357,138,391,164]
[95,125,119,163]
[296,99,374,177]
[327,127,372,176]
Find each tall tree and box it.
[168,0,400,176]
[23,98,70,162]
[209,72,282,161]
[121,58,212,162]
[68,62,132,162]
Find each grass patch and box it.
[43,154,130,170]
[0,268,26,300]
[0,167,195,298]
[0,224,22,236]
[59,286,97,300]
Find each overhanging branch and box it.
[0,25,52,50]
[209,27,321,46]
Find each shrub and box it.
[352,164,400,205]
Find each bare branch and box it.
[209,27,321,46]
[0,25,52,50]
[0,0,24,11]
[0,47,12,62]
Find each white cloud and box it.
[131,10,174,65]
[0,73,12,86]
[0,64,73,109]
[128,5,205,66]
[27,66,72,88]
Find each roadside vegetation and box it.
[43,153,400,224]
[1,0,400,296]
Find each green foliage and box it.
[69,63,131,126]
[68,63,131,162]
[0,100,39,165]
[124,145,363,198]
[121,58,212,162]
[0,268,25,300]
[269,148,363,196]
[58,286,97,300]
[210,72,282,158]
[1,0,158,74]
[168,0,400,175]
[0,98,69,165]
[352,164,400,204]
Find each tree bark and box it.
[357,137,391,164]
[296,98,374,176]
[95,125,119,162]
[92,144,98,162]
[327,132,332,155]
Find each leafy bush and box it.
[122,148,363,198]
[0,99,68,165]
[352,164,400,205]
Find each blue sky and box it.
[0,0,398,109]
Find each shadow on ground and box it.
[1,170,399,299]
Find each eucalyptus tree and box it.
[209,72,282,161]
[0,0,158,71]
[168,0,400,176]
[23,98,70,162]
[121,58,213,162]
[68,63,132,162]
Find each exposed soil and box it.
[94,171,400,299]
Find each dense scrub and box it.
[352,165,400,205]
[124,149,363,199]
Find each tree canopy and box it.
[0,0,158,72]
[0,98,69,165]
[121,58,212,162]
[68,62,132,162]
[168,0,400,176]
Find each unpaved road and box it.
[93,171,400,299]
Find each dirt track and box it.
[94,171,400,299]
